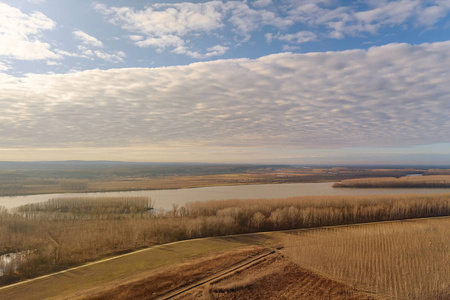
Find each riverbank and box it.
[5,181,450,212]
[333,175,450,188]
[1,165,436,197]
[0,173,336,198]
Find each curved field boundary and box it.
[158,250,276,300]
[0,216,448,299]
[0,237,275,300]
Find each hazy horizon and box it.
[1,158,450,168]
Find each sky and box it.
[1,0,450,165]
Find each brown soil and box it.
[71,246,266,300]
[63,245,381,300]
[179,255,378,300]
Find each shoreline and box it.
[0,179,337,198]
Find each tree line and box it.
[1,193,450,285]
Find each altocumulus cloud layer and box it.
[1,41,449,150]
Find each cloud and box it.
[93,1,224,37]
[1,41,450,151]
[224,1,293,39]
[252,0,273,9]
[27,0,47,4]
[285,0,450,38]
[92,0,450,59]
[76,45,95,58]
[282,45,301,51]
[355,0,420,25]
[0,3,59,60]
[67,35,125,63]
[204,45,229,57]
[93,50,126,63]
[417,4,449,26]
[265,33,273,44]
[0,62,9,71]
[173,44,229,59]
[94,1,290,57]
[136,35,185,51]
[275,31,317,44]
[73,30,104,48]
[128,35,144,41]
[46,61,60,66]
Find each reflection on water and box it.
[0,252,26,277]
[1,182,450,211]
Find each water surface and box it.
[2,182,450,211]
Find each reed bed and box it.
[283,218,450,299]
[17,197,153,215]
[1,193,450,285]
[333,175,450,188]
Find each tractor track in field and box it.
[156,248,279,300]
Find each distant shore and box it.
[333,175,450,188]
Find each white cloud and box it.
[27,0,47,4]
[282,45,301,51]
[265,33,273,44]
[173,44,229,58]
[54,48,91,60]
[252,0,273,8]
[128,35,144,41]
[0,62,9,71]
[92,0,450,59]
[204,45,229,57]
[136,35,185,51]
[286,0,450,38]
[0,3,59,60]
[77,45,95,58]
[417,5,448,26]
[355,0,420,26]
[1,41,450,151]
[54,43,125,63]
[93,50,126,63]
[94,1,224,37]
[224,1,293,38]
[46,61,60,66]
[73,30,104,48]
[276,31,317,44]
[94,1,291,57]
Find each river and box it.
[2,182,450,211]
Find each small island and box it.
[333,175,450,188]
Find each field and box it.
[283,217,450,299]
[1,218,447,299]
[333,175,450,188]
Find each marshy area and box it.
[333,175,450,188]
[1,192,450,286]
